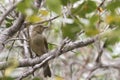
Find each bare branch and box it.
[0,13,25,53]
[0,0,23,25]
[0,36,96,70]
[18,55,52,80]
[4,38,28,44]
[17,37,96,79]
[34,0,42,8]
[98,0,106,8]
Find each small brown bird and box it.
[30,24,51,77]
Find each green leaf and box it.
[6,22,12,28]
[72,1,97,17]
[70,0,78,4]
[104,29,120,47]
[105,46,113,52]
[46,0,61,14]
[85,1,97,13]
[5,17,14,22]
[5,17,14,28]
[60,0,69,6]
[26,15,42,23]
[85,15,99,36]
[107,1,120,13]
[17,0,37,15]
[48,43,56,50]
[85,27,99,36]
[62,21,81,40]
[60,0,77,6]
[33,77,42,80]
[72,2,85,17]
[112,54,120,59]
[0,77,14,80]
[17,0,31,12]
[89,15,99,25]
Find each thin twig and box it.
[18,38,71,79]
[6,30,21,61]
[86,42,105,80]
[0,36,96,69]
[86,65,100,80]
[4,38,28,44]
[0,0,23,25]
[0,13,25,53]
[25,16,59,26]
[17,55,52,80]
[98,0,106,8]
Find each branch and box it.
[18,55,52,80]
[0,36,96,70]
[25,16,59,26]
[34,0,42,8]
[0,0,23,25]
[98,0,106,8]
[4,38,28,44]
[33,16,59,25]
[0,13,25,53]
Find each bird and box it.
[30,24,51,77]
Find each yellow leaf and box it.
[86,29,99,36]
[105,15,114,24]
[39,10,49,16]
[5,58,19,76]
[26,15,42,23]
[105,15,120,24]
[55,75,64,80]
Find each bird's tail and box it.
[43,62,51,77]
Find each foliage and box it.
[0,0,120,80]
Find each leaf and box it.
[48,43,56,50]
[55,75,64,80]
[70,0,78,3]
[5,17,14,28]
[106,46,113,52]
[72,1,97,17]
[17,0,37,15]
[105,15,114,24]
[60,0,78,6]
[6,22,12,28]
[33,77,42,80]
[5,58,18,76]
[107,0,120,13]
[85,15,99,36]
[89,15,99,25]
[26,15,42,23]
[105,15,120,26]
[112,54,120,59]
[46,0,61,14]
[5,17,14,22]
[72,2,85,17]
[85,27,99,36]
[62,21,81,40]
[17,0,32,13]
[39,10,49,16]
[60,0,69,6]
[84,1,97,13]
[103,29,120,47]
[0,77,14,80]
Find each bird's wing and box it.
[43,37,48,52]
